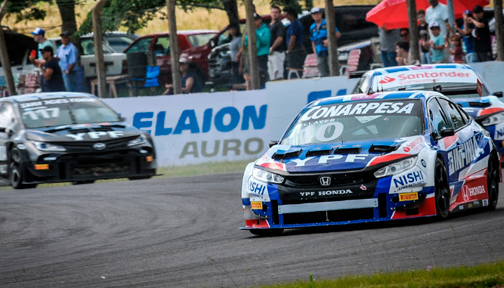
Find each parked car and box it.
[48,36,128,80]
[123,30,221,86]
[80,32,139,53]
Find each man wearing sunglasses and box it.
[55,31,79,92]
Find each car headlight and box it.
[374,157,417,178]
[253,167,284,184]
[128,135,147,147]
[31,141,66,152]
[481,111,504,126]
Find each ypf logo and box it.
[462,185,470,202]
[379,76,395,84]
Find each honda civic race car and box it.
[352,64,504,160]
[241,91,500,236]
[0,93,157,189]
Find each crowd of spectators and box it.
[380,0,495,67]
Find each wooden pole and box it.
[407,0,420,63]
[324,0,339,76]
[92,0,107,98]
[0,0,16,96]
[167,0,181,94]
[245,0,259,90]
[495,0,504,61]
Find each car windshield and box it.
[281,99,424,146]
[19,97,121,129]
[187,33,217,47]
[55,39,114,55]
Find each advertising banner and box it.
[104,90,268,166]
[266,76,359,140]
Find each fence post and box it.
[495,0,504,61]
[167,0,181,94]
[407,0,420,63]
[0,0,16,96]
[324,0,339,76]
[92,0,107,98]
[245,0,259,89]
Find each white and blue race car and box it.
[241,91,500,236]
[352,64,504,161]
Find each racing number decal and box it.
[22,108,60,120]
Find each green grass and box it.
[257,261,504,288]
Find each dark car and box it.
[0,93,157,189]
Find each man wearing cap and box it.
[55,31,79,92]
[454,10,476,63]
[37,46,66,92]
[425,0,449,39]
[29,27,55,64]
[309,7,341,77]
[467,5,492,62]
[162,58,202,95]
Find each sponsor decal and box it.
[379,76,395,84]
[319,176,331,186]
[462,186,470,201]
[421,159,426,167]
[392,169,426,192]
[300,190,353,197]
[399,192,419,201]
[249,180,267,196]
[402,137,423,153]
[300,101,417,122]
[289,154,370,166]
[360,185,367,190]
[469,185,485,197]
[483,199,489,206]
[459,204,464,210]
[380,71,474,87]
[447,137,482,176]
[251,201,263,210]
[65,131,124,141]
[19,98,95,109]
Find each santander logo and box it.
[379,76,396,84]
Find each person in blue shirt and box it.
[309,7,341,77]
[163,58,202,94]
[56,31,80,92]
[453,10,475,63]
[284,6,307,72]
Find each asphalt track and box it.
[0,173,504,288]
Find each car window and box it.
[154,36,170,56]
[187,34,217,47]
[127,37,153,53]
[0,103,16,130]
[428,98,450,137]
[105,36,135,53]
[353,74,370,94]
[438,98,466,130]
[217,33,230,46]
[55,39,114,55]
[456,104,471,123]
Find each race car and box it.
[241,91,500,236]
[0,93,157,189]
[352,64,504,161]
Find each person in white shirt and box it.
[425,0,449,38]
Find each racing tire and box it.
[72,180,96,185]
[128,176,152,181]
[249,229,284,237]
[434,157,450,220]
[486,153,499,211]
[9,161,36,190]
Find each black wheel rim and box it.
[488,157,499,207]
[436,164,450,215]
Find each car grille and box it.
[52,136,137,153]
[283,170,376,188]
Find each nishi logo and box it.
[379,76,395,84]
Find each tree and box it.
[79,0,239,34]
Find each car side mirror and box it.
[439,128,455,138]
[269,140,279,148]
[494,91,503,98]
[209,39,216,48]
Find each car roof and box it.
[311,91,440,107]
[138,29,219,38]
[2,92,97,103]
[367,64,474,76]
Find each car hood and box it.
[255,136,427,173]
[452,96,504,118]
[24,123,141,143]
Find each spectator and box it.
[228,24,243,85]
[56,31,79,92]
[268,5,287,80]
[284,6,307,74]
[454,10,476,63]
[446,36,464,63]
[28,27,56,92]
[310,7,341,77]
[244,13,271,88]
[162,58,202,95]
[400,28,410,42]
[37,46,66,92]
[395,41,410,66]
[468,5,492,62]
[417,10,432,64]
[378,26,401,67]
[426,0,449,38]
[429,22,446,63]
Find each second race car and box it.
[0,92,157,189]
[241,91,500,235]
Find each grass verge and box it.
[0,159,252,190]
[259,261,504,288]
